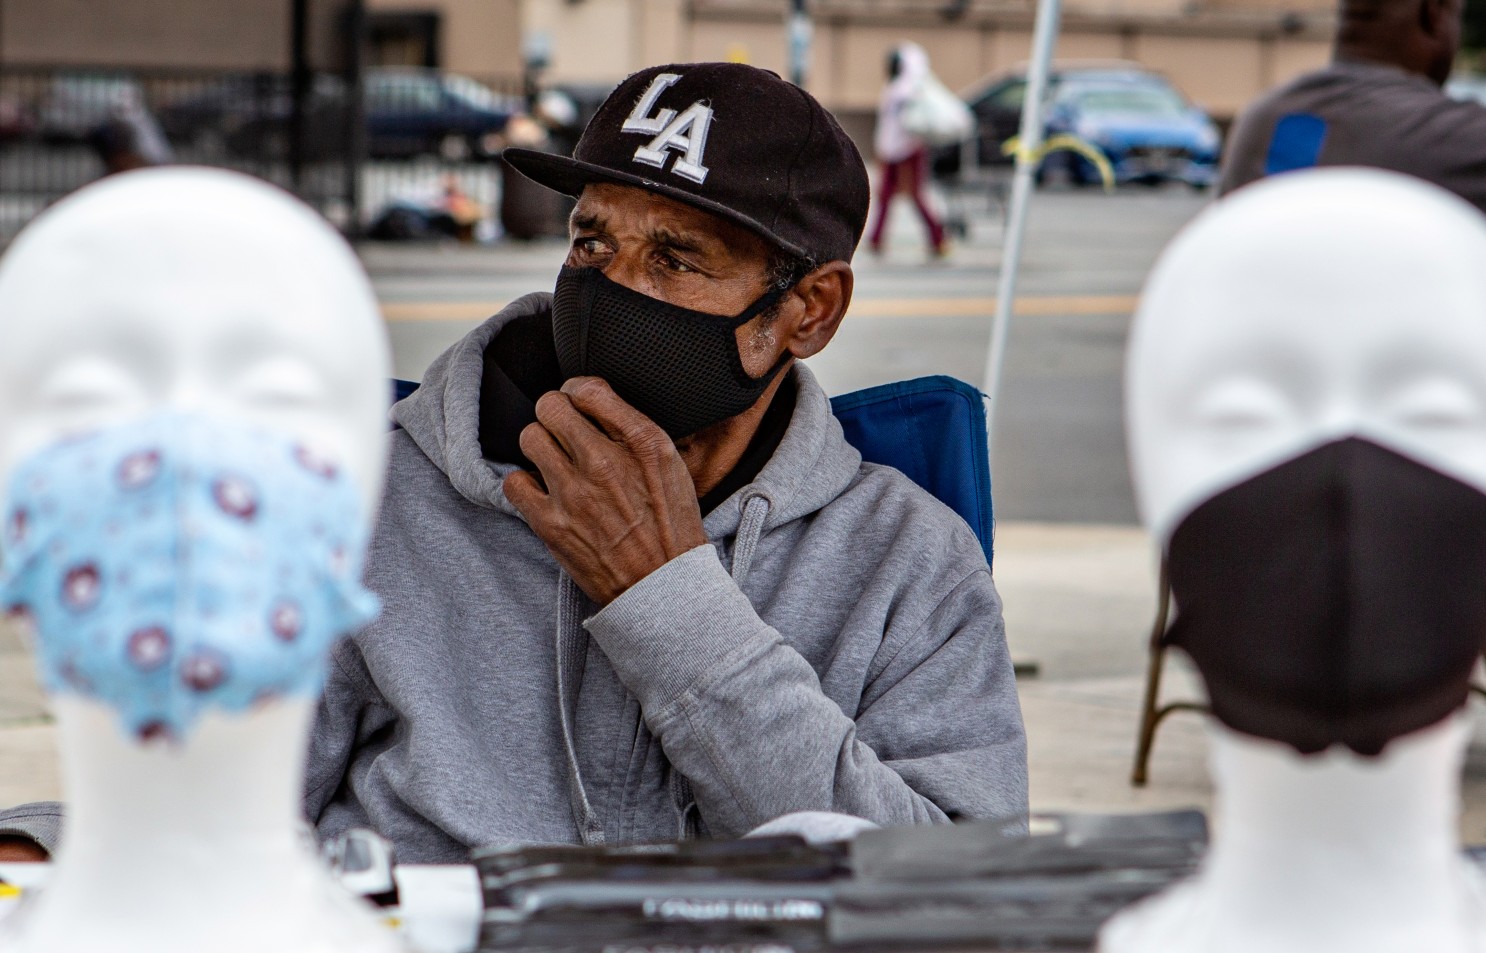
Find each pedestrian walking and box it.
[869,43,949,258]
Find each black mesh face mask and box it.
[1165,437,1486,757]
[551,266,793,439]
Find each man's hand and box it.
[0,836,47,862]
[504,377,707,606]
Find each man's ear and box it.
[783,262,853,360]
[1419,0,1446,38]
[1416,0,1460,83]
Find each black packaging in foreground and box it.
[476,836,844,953]
[473,812,1208,953]
[831,811,1207,951]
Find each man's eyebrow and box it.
[570,210,605,233]
[650,227,709,255]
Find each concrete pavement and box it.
[0,620,56,810]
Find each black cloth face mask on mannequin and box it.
[1165,437,1486,757]
[551,265,793,439]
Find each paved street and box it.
[9,183,1486,840]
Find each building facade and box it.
[522,0,1334,122]
[0,0,1333,121]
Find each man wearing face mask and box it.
[1219,0,1486,212]
[0,63,1026,864]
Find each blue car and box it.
[938,65,1221,189]
[1041,79,1221,188]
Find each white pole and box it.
[982,0,1064,460]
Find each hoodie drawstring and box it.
[670,492,775,839]
[730,494,771,588]
[558,494,774,845]
[555,571,606,846]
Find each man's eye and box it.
[657,252,693,273]
[574,238,604,256]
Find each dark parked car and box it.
[364,69,519,160]
[932,63,1218,187]
[159,68,518,161]
[158,73,341,153]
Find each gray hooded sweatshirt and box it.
[0,294,1027,863]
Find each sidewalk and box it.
[0,619,54,810]
[995,522,1216,817]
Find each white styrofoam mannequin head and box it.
[0,167,389,512]
[0,169,400,953]
[1107,168,1486,953]
[1128,168,1486,543]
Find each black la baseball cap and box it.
[504,63,870,265]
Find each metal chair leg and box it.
[1131,559,1172,787]
[1131,558,1211,786]
[1132,566,1486,785]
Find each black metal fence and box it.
[0,63,528,242]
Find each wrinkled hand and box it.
[504,377,707,606]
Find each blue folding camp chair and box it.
[830,375,994,569]
[392,374,995,569]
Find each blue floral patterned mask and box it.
[0,414,379,742]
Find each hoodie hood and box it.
[391,292,546,519]
[391,293,864,542]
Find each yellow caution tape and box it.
[1002,134,1116,193]
[1008,140,1042,167]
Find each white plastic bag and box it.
[900,74,975,147]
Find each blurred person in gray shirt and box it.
[1219,0,1486,212]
